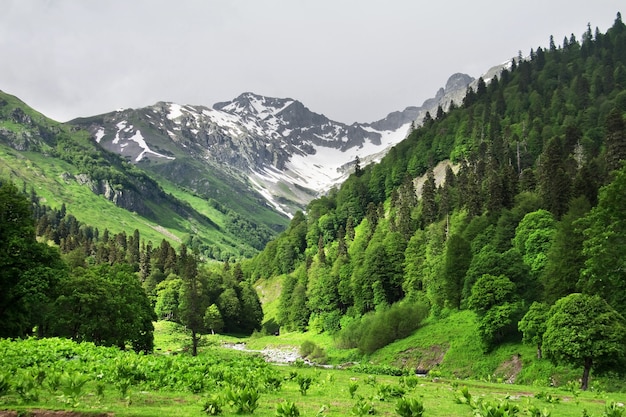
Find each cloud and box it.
[0,0,622,123]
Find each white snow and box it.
[167,103,184,120]
[127,130,175,162]
[113,121,127,144]
[94,128,105,143]
[243,122,412,216]
[285,122,411,191]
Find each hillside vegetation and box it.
[244,14,626,389]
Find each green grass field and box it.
[0,328,623,417]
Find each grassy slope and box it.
[0,145,182,244]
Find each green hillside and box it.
[244,13,626,389]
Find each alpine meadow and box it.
[2,11,626,417]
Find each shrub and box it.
[60,372,90,407]
[375,383,405,401]
[296,375,312,396]
[225,387,260,414]
[604,401,625,417]
[276,401,300,417]
[203,393,224,415]
[395,397,425,417]
[348,381,359,398]
[352,396,376,416]
[13,371,39,403]
[0,373,10,397]
[300,340,317,357]
[264,375,282,392]
[336,301,429,354]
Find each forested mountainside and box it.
[244,14,626,360]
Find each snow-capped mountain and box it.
[71,73,474,217]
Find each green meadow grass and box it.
[1,319,624,417]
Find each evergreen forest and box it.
[244,13,626,387]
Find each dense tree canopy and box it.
[0,181,67,337]
[0,176,264,353]
[243,15,626,358]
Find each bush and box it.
[203,393,224,415]
[336,301,429,354]
[300,340,317,357]
[276,401,300,417]
[225,387,260,414]
[296,375,312,396]
[395,397,425,417]
[300,340,328,364]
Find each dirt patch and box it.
[393,344,449,373]
[0,411,113,417]
[494,354,523,383]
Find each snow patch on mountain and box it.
[94,128,105,143]
[247,122,413,216]
[129,130,175,162]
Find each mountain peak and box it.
[445,73,475,93]
[214,93,296,120]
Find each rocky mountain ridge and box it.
[71,70,484,217]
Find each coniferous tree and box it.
[442,233,471,309]
[420,168,437,226]
[177,245,204,356]
[604,108,626,175]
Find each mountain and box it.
[1,69,474,261]
[0,89,282,259]
[70,74,474,217]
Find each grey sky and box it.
[0,1,622,124]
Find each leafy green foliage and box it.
[351,396,376,416]
[543,293,626,390]
[336,301,429,354]
[468,274,523,351]
[276,400,300,417]
[395,397,425,417]
[60,372,90,407]
[375,382,405,401]
[51,263,156,352]
[0,180,67,338]
[203,393,224,415]
[580,166,626,318]
[519,302,550,358]
[225,386,260,414]
[604,401,626,417]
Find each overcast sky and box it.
[0,1,623,124]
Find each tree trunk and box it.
[581,357,592,390]
[536,344,542,359]
[192,329,198,357]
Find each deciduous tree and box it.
[543,293,626,390]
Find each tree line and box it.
[0,179,263,354]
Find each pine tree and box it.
[420,168,437,226]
